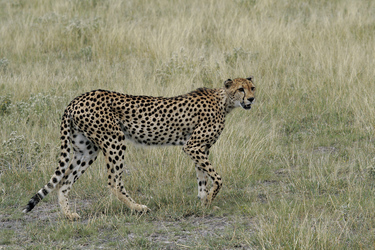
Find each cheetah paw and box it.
[141,205,151,213]
[134,204,151,213]
[66,212,81,221]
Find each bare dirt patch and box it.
[1,201,255,249]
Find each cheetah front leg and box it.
[183,145,222,206]
[195,167,208,201]
[103,139,149,213]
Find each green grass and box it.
[1,0,375,248]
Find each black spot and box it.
[42,188,48,196]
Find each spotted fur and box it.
[23,77,256,219]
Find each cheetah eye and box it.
[238,88,245,92]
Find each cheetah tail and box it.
[23,110,72,213]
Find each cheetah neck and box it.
[218,88,236,115]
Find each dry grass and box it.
[1,0,375,248]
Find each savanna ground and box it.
[1,0,375,248]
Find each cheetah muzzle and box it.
[23,77,256,219]
[241,102,253,110]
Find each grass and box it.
[1,0,375,248]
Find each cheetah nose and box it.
[248,97,254,103]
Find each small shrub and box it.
[0,131,48,171]
[0,57,9,73]
[0,95,12,115]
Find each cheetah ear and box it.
[224,79,233,88]
[246,76,253,82]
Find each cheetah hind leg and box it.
[57,151,98,220]
[57,132,99,220]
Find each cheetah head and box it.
[224,77,256,110]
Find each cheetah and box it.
[23,77,256,220]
